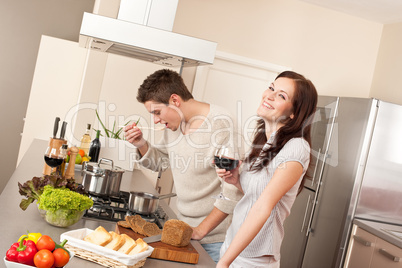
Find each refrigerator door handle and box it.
[301,194,312,233]
[305,150,326,236]
[310,148,321,188]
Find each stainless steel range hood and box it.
[79,1,217,67]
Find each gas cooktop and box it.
[83,191,168,229]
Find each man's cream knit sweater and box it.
[136,104,243,244]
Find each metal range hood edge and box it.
[79,12,217,67]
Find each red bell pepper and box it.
[6,235,38,266]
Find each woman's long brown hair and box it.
[244,71,318,195]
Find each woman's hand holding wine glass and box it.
[216,162,242,190]
[213,145,240,200]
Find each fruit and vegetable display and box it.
[65,149,90,165]
[6,232,71,268]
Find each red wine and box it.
[44,155,63,168]
[214,156,239,170]
[88,130,101,162]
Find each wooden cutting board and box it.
[115,224,199,264]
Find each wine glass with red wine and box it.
[212,145,239,201]
[44,144,65,175]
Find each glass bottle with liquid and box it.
[80,123,91,155]
[88,130,101,163]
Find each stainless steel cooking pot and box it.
[81,158,125,197]
[129,191,176,215]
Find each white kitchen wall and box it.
[174,0,383,99]
[370,21,402,104]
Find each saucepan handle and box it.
[158,193,177,200]
[98,158,114,169]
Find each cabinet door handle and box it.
[353,235,373,247]
[379,248,400,262]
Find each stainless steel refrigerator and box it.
[280,96,402,268]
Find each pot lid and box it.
[83,159,125,174]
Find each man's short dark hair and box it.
[137,69,194,104]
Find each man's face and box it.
[144,100,182,131]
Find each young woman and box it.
[216,71,318,267]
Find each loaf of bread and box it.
[129,238,149,255]
[104,231,125,251]
[118,234,137,254]
[125,215,162,237]
[161,219,193,247]
[83,226,113,246]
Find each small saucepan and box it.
[128,191,176,215]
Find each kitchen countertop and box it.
[0,139,216,268]
[353,218,402,248]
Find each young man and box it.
[124,69,242,262]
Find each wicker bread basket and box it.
[65,244,146,268]
[60,228,153,268]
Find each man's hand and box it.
[124,123,146,147]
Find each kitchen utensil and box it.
[81,158,125,197]
[143,234,162,243]
[119,125,165,131]
[128,192,176,215]
[53,117,60,138]
[65,146,79,179]
[59,121,67,139]
[116,225,199,264]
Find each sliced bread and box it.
[126,215,145,235]
[83,226,113,246]
[118,234,137,254]
[125,215,161,237]
[142,222,162,237]
[117,220,131,229]
[129,238,149,255]
[104,231,125,251]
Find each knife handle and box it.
[53,117,60,138]
[60,121,67,139]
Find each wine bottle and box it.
[88,130,101,163]
[80,123,91,155]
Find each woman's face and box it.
[144,100,182,131]
[257,77,295,129]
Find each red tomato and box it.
[53,248,70,267]
[34,249,55,268]
[36,235,55,251]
